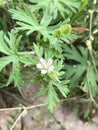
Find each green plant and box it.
[1,0,98,114]
[64,44,98,97]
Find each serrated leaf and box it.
[0,56,12,71]
[53,81,69,98]
[64,45,88,64]
[45,81,60,112]
[54,60,64,72]
[0,31,12,55]
[83,67,98,97]
[9,5,76,51]
[64,44,89,86]
[29,0,81,16]
[35,87,48,97]
[65,64,86,85]
[19,54,36,66]
[0,30,24,91]
[6,56,23,93]
[33,44,43,58]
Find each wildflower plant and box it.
[36,58,54,74]
[1,0,98,113]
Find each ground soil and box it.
[0,82,98,130]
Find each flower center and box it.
[44,63,49,69]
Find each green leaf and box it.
[45,81,60,112]
[65,64,86,85]
[0,30,21,55]
[40,3,53,27]
[9,5,75,51]
[53,80,69,98]
[54,60,64,72]
[83,67,98,97]
[6,55,23,93]
[4,30,21,53]
[60,0,80,13]
[64,44,89,85]
[79,0,88,11]
[9,6,39,26]
[29,0,81,16]
[35,87,48,97]
[19,54,36,66]
[0,31,12,55]
[33,44,43,58]
[0,56,12,71]
[61,33,77,44]
[0,30,24,90]
[64,44,88,64]
[9,6,40,34]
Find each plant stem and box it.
[89,50,98,74]
[88,10,98,74]
[52,114,67,130]
[0,103,45,130]
[89,10,93,41]
[17,51,34,55]
[10,109,25,130]
[0,103,45,112]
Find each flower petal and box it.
[48,66,54,71]
[41,69,47,74]
[47,58,53,66]
[40,58,46,65]
[36,63,43,69]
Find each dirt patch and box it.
[0,82,98,130]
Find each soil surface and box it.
[0,82,98,130]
